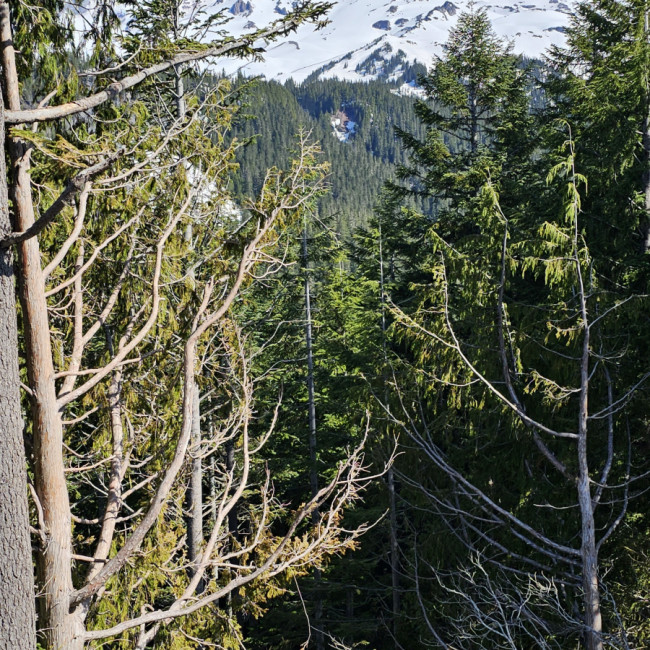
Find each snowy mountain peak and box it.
[212,0,573,83]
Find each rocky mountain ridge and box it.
[211,0,573,82]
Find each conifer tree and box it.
[372,9,648,649]
[548,0,650,256]
[0,3,386,648]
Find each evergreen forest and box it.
[0,1,648,650]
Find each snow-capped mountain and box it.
[209,0,572,82]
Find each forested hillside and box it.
[228,72,429,235]
[0,2,649,650]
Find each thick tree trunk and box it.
[1,5,81,646]
[16,121,83,650]
[0,87,36,649]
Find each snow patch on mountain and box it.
[391,80,427,98]
[71,1,573,84]
[331,110,357,142]
[210,0,573,82]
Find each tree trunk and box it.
[578,472,603,650]
[387,466,400,640]
[302,225,323,650]
[176,57,205,593]
[302,227,319,516]
[577,343,602,650]
[1,5,81,646]
[0,86,36,650]
[576,246,603,650]
[187,385,205,593]
[469,86,479,154]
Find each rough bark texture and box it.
[16,114,83,650]
[1,5,82,646]
[0,86,37,650]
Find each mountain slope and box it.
[212,0,571,81]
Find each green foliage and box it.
[228,73,429,235]
[344,6,650,648]
[15,1,650,647]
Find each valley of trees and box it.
[0,1,648,649]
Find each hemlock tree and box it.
[0,2,386,648]
[393,7,534,208]
[375,9,649,650]
[391,148,646,649]
[548,0,650,256]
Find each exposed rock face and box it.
[331,109,357,142]
[434,1,458,17]
[230,0,253,17]
[372,20,391,31]
[210,0,572,83]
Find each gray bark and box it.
[577,331,603,650]
[0,86,37,650]
[187,385,204,593]
[179,64,204,593]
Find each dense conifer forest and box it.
[0,1,649,649]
